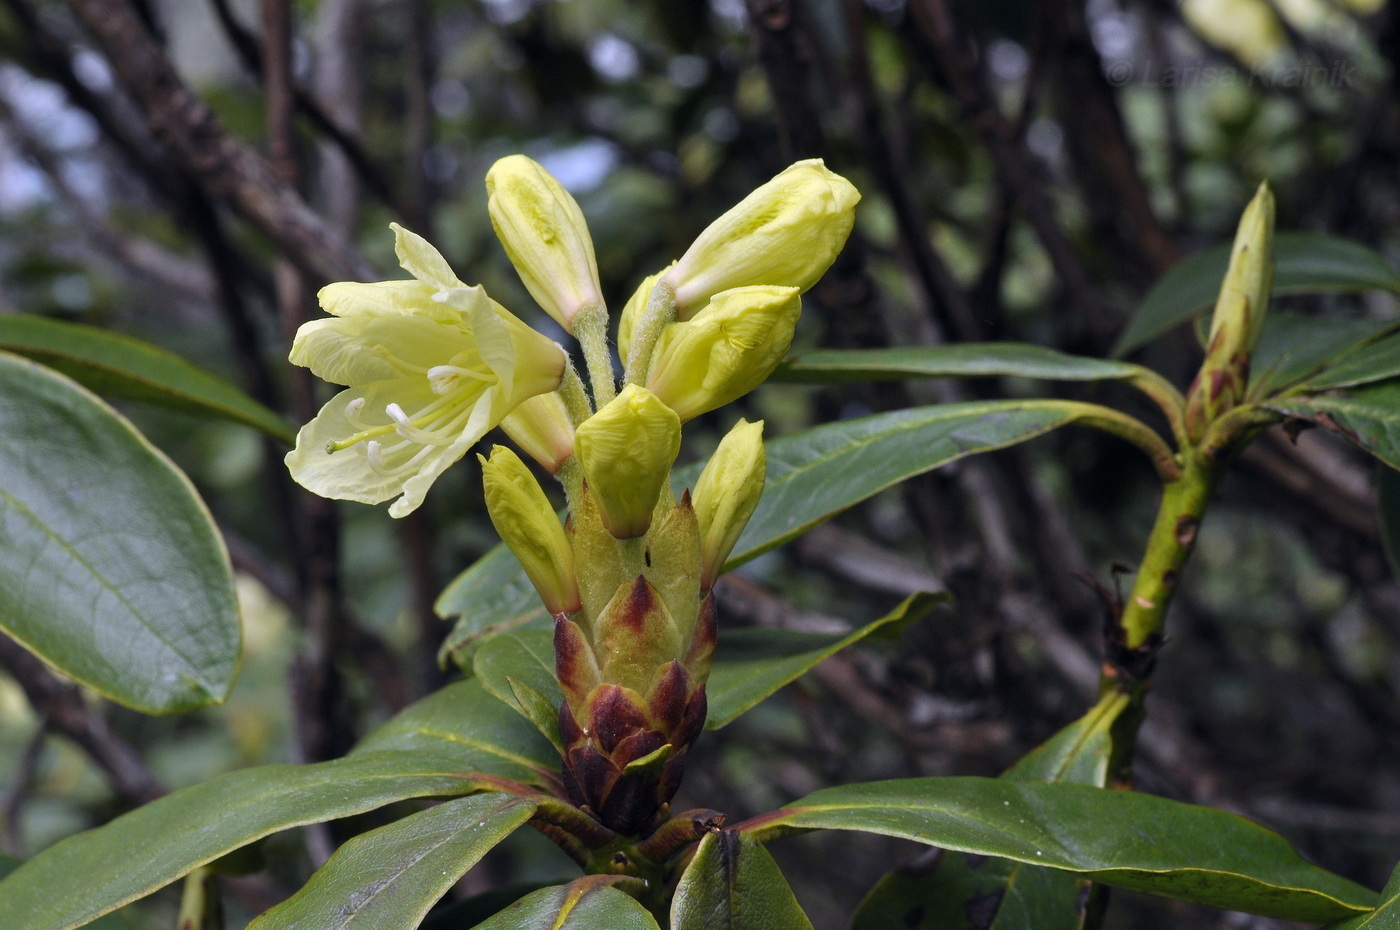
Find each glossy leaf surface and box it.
[851,692,1128,930]
[350,677,559,782]
[672,831,814,930]
[1324,859,1400,929]
[1267,380,1400,470]
[0,351,240,713]
[746,778,1375,923]
[247,793,537,929]
[469,876,662,929]
[1115,232,1400,357]
[706,592,941,729]
[0,314,293,441]
[1249,313,1395,395]
[774,345,1141,384]
[1301,330,1400,391]
[0,680,550,930]
[439,401,1085,655]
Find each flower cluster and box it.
[286,156,859,835]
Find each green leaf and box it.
[0,315,294,442]
[472,630,563,752]
[0,754,486,930]
[1114,232,1400,357]
[468,876,662,929]
[1324,859,1400,929]
[438,401,1083,661]
[0,857,134,929]
[850,691,1129,930]
[0,350,240,713]
[706,592,942,729]
[773,345,1142,384]
[702,401,1087,571]
[745,778,1376,923]
[1301,330,1400,391]
[1249,313,1396,395]
[1267,380,1400,470]
[351,677,559,782]
[672,831,814,930]
[436,543,552,670]
[0,680,552,930]
[246,793,537,929]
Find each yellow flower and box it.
[285,224,566,517]
[663,158,858,313]
[480,445,580,615]
[500,392,575,474]
[486,155,604,333]
[645,286,801,421]
[692,419,766,588]
[573,385,681,538]
[616,159,857,363]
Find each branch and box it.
[63,0,375,285]
[0,635,165,805]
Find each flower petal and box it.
[392,223,462,292]
[290,313,475,389]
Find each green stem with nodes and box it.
[573,303,617,408]
[623,280,678,387]
[1116,449,1220,650]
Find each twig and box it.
[903,0,1111,333]
[2,722,48,857]
[840,0,981,343]
[0,634,165,805]
[63,0,374,284]
[206,0,410,221]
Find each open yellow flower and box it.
[285,224,567,517]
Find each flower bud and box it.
[500,392,574,473]
[691,419,766,588]
[646,286,800,421]
[486,155,604,332]
[662,159,859,314]
[479,445,580,614]
[1186,182,1275,439]
[574,385,681,538]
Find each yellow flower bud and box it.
[479,445,580,615]
[646,286,801,421]
[574,385,681,538]
[691,419,766,587]
[1186,182,1275,439]
[500,392,574,474]
[486,155,604,333]
[662,159,859,315]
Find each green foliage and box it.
[671,832,814,930]
[748,778,1376,923]
[246,794,538,929]
[1115,232,1400,357]
[0,314,294,442]
[0,350,240,713]
[466,877,661,930]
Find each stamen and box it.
[371,344,429,374]
[427,364,493,395]
[326,420,399,453]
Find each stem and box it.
[1124,367,1188,448]
[558,457,584,514]
[1117,451,1219,649]
[1057,402,1181,482]
[573,304,617,408]
[623,280,678,387]
[558,362,594,426]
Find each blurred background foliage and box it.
[0,0,1397,926]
